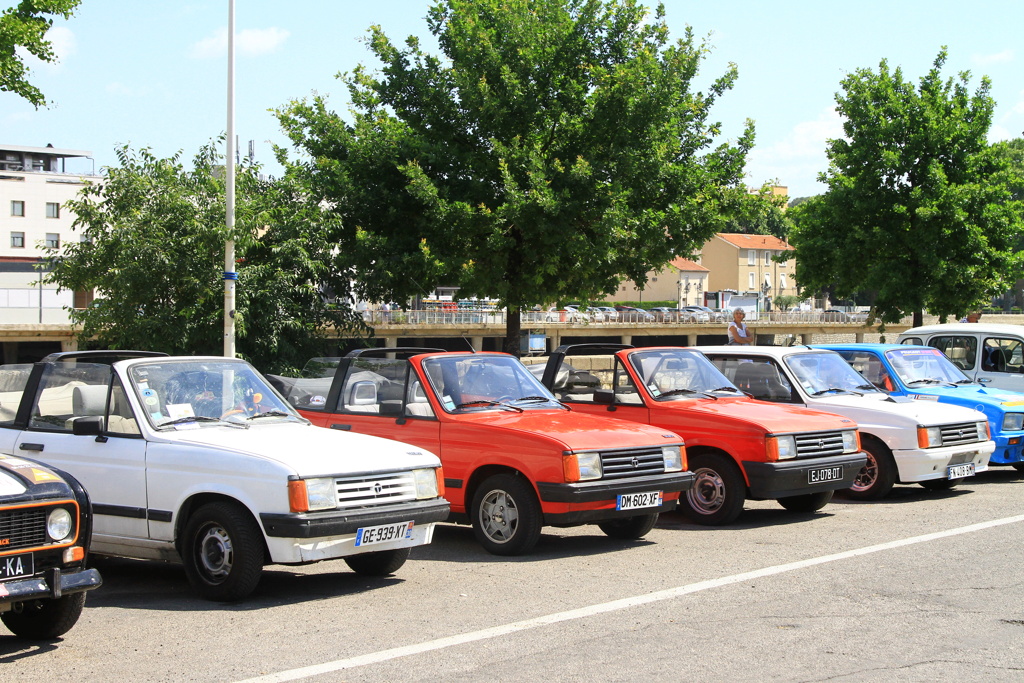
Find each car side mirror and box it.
[72,416,104,436]
[593,389,614,405]
[978,377,991,384]
[379,401,403,416]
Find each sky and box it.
[4,0,1024,199]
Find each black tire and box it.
[920,477,961,491]
[0,592,86,639]
[471,474,543,555]
[777,490,834,513]
[845,438,897,500]
[682,453,746,526]
[1012,463,1024,474]
[344,548,411,576]
[597,513,659,540]
[181,502,265,602]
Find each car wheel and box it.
[1012,463,1024,474]
[181,502,265,601]
[777,490,834,513]
[344,548,411,576]
[597,513,659,540]
[471,474,543,555]
[919,477,961,491]
[0,592,86,639]
[682,453,746,525]
[845,439,896,500]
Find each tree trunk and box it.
[503,306,522,357]
[913,309,924,327]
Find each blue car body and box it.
[817,343,1024,469]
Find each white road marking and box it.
[236,513,1024,682]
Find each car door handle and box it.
[330,424,351,431]
[19,443,44,452]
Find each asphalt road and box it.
[4,468,1024,682]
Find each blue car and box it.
[818,343,1024,473]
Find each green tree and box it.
[789,49,1024,326]
[720,183,793,239]
[44,143,359,373]
[276,0,753,353]
[1,0,80,107]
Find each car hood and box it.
[0,454,74,501]
[450,409,681,450]
[807,393,985,425]
[654,396,857,433]
[902,385,1024,411]
[152,421,442,476]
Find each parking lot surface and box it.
[4,469,1023,682]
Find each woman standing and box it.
[728,309,753,345]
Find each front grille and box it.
[600,447,666,479]
[940,422,983,447]
[334,472,418,509]
[0,507,47,551]
[795,431,848,458]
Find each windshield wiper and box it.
[809,387,861,396]
[157,416,248,430]
[906,378,942,386]
[247,410,294,420]
[709,386,742,394]
[454,400,523,413]
[659,388,717,400]
[513,396,554,403]
[954,379,978,385]
[855,384,881,391]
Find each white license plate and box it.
[0,552,33,581]
[616,491,663,511]
[808,466,843,484]
[947,463,975,479]
[354,521,414,547]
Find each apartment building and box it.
[1,144,99,324]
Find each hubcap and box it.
[851,451,879,492]
[687,467,726,514]
[197,524,233,582]
[479,490,519,544]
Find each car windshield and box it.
[627,349,740,399]
[421,355,561,412]
[884,347,971,386]
[128,359,301,429]
[785,352,882,396]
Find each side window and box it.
[930,336,977,371]
[0,364,34,426]
[900,337,923,345]
[335,357,411,417]
[837,351,893,392]
[983,337,1024,374]
[613,360,643,405]
[720,358,794,403]
[29,362,112,432]
[106,376,141,436]
[550,359,611,404]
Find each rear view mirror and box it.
[72,416,104,436]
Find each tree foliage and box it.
[788,49,1024,325]
[275,0,753,352]
[720,183,793,239]
[45,143,360,373]
[0,0,80,107]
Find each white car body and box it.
[897,323,1024,392]
[0,353,447,599]
[700,346,994,487]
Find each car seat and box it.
[732,363,791,401]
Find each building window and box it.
[780,273,787,290]
[747,250,755,265]
[748,272,755,290]
[11,232,25,248]
[45,233,60,249]
[11,200,24,216]
[46,202,60,218]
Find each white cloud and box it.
[972,49,1014,66]
[17,26,76,71]
[189,27,290,59]
[743,107,845,196]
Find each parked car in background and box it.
[532,344,866,525]
[614,306,656,323]
[274,349,694,556]
[703,346,994,499]
[897,323,1024,392]
[566,305,604,322]
[821,343,1024,474]
[0,352,448,601]
[648,307,694,323]
[680,306,712,323]
[822,309,850,322]
[0,455,102,639]
[595,306,619,322]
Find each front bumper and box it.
[260,498,451,539]
[743,453,867,499]
[893,440,994,482]
[0,567,102,606]
[536,472,694,526]
[989,433,1024,465]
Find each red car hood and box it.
[451,408,681,450]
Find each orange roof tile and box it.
[714,233,794,251]
[669,257,709,272]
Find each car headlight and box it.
[662,445,684,472]
[917,426,943,448]
[842,430,860,453]
[564,451,603,482]
[1003,414,1024,431]
[413,468,440,499]
[47,507,73,542]
[304,477,337,511]
[768,435,797,461]
[978,421,991,440]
